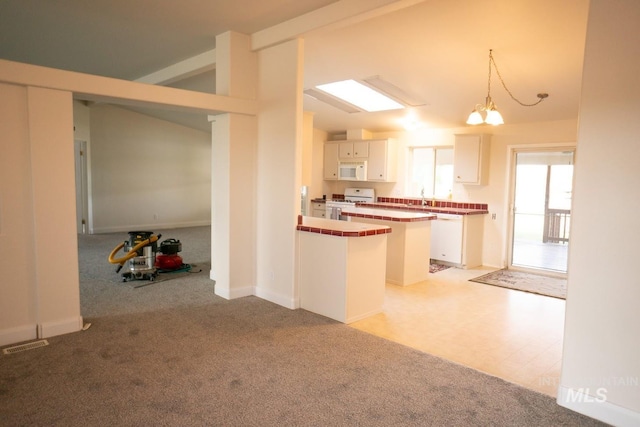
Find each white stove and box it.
[325,188,375,220]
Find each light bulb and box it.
[466,110,483,125]
[485,108,504,125]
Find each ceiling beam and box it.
[135,48,217,85]
[251,0,426,51]
[0,59,256,116]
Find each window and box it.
[409,147,454,198]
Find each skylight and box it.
[315,79,405,112]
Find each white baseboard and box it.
[254,286,297,310]
[212,275,254,300]
[37,316,84,339]
[0,324,37,347]
[92,221,211,234]
[557,386,640,426]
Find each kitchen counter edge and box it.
[362,202,488,215]
[297,215,391,237]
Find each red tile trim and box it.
[342,211,434,222]
[296,224,390,237]
[367,200,488,215]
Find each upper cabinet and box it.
[323,142,339,180]
[453,134,491,185]
[323,139,397,182]
[367,139,397,182]
[338,141,369,159]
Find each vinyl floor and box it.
[349,266,565,397]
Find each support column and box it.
[210,32,258,299]
[27,87,83,338]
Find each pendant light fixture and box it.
[466,49,548,126]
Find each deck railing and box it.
[543,209,571,244]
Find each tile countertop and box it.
[362,201,489,215]
[296,215,391,237]
[340,207,436,222]
[310,196,489,215]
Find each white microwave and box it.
[338,161,367,181]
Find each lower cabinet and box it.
[312,202,326,218]
[430,214,484,268]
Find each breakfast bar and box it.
[341,207,436,286]
[296,216,391,323]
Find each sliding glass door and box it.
[509,149,574,274]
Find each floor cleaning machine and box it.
[108,231,187,282]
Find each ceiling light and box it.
[467,49,548,126]
[399,111,425,131]
[316,79,405,112]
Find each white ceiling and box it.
[0,0,589,134]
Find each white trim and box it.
[212,274,253,300]
[37,316,83,339]
[0,324,37,347]
[557,386,640,427]
[254,286,297,310]
[92,220,211,235]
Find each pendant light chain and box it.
[487,50,493,100]
[489,49,547,107]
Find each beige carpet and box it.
[469,269,567,299]
[0,227,603,426]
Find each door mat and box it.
[429,262,451,274]
[469,269,566,299]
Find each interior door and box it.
[508,148,574,274]
[74,140,89,234]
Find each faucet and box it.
[420,187,426,206]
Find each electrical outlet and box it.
[491,213,496,220]
[153,213,159,220]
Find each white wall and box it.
[210,31,258,300]
[89,104,211,233]
[0,83,37,345]
[255,38,305,308]
[0,83,82,345]
[558,1,640,425]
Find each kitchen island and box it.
[296,216,391,324]
[341,207,436,286]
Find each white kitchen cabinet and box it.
[324,139,396,182]
[430,214,484,268]
[453,134,491,185]
[298,218,388,324]
[312,202,326,218]
[323,142,339,180]
[338,141,369,159]
[350,214,431,286]
[366,139,397,182]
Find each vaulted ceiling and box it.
[0,0,589,133]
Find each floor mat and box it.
[469,269,566,299]
[429,262,451,274]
